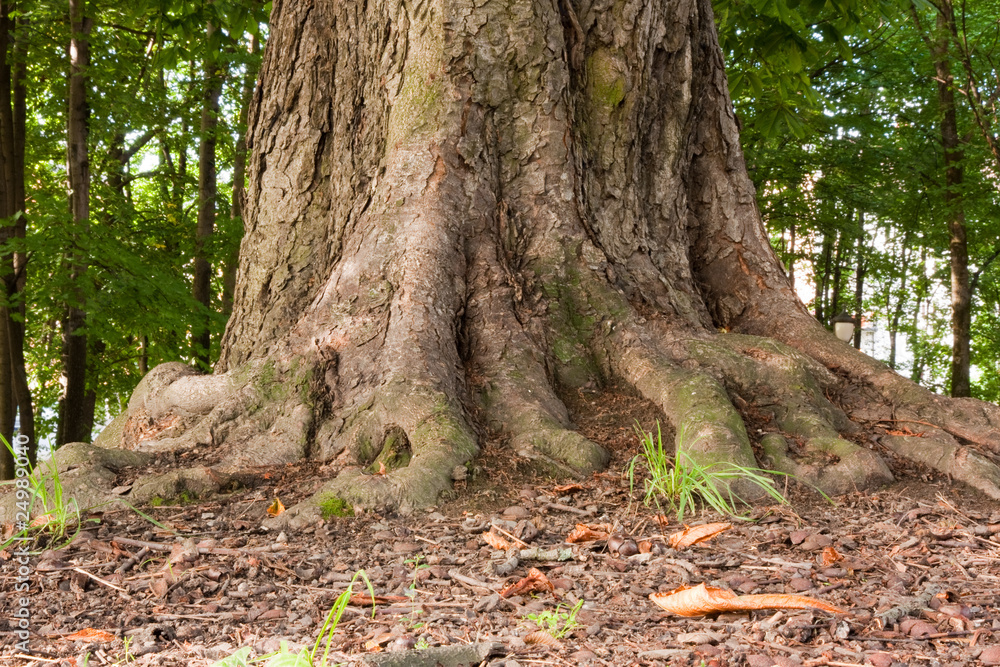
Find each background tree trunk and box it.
[8,4,31,465]
[59,0,91,447]
[222,35,259,319]
[193,18,223,368]
[931,8,971,398]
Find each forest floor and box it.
[2,385,1000,667]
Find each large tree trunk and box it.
[100,0,1000,517]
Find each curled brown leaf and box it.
[500,567,555,598]
[821,546,843,566]
[64,628,116,643]
[266,497,285,517]
[650,582,845,617]
[483,529,512,550]
[566,523,609,543]
[667,523,733,549]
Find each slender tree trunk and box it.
[8,4,31,464]
[887,231,912,368]
[816,233,833,322]
[927,4,971,397]
[0,2,18,476]
[852,213,866,351]
[830,229,844,318]
[911,247,929,384]
[193,20,223,368]
[788,224,796,289]
[59,0,92,446]
[223,35,259,318]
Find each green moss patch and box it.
[318,494,355,519]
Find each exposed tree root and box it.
[309,382,477,513]
[0,443,149,525]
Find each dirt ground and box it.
[2,386,1000,667]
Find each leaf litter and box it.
[2,386,1000,665]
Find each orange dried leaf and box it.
[650,582,844,617]
[552,483,584,494]
[30,513,56,528]
[483,529,512,550]
[821,546,843,566]
[266,498,285,517]
[524,630,564,648]
[364,631,393,651]
[64,628,116,643]
[668,522,733,549]
[500,567,555,598]
[566,523,609,543]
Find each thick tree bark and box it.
[59,0,92,446]
[97,0,1000,517]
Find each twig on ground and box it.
[72,566,128,592]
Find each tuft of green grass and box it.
[523,599,584,639]
[212,570,375,667]
[627,421,787,521]
[1,435,89,553]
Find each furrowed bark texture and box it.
[100,0,1000,515]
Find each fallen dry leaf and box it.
[552,483,585,494]
[64,628,116,642]
[821,546,843,566]
[266,497,285,516]
[500,567,555,598]
[149,578,169,598]
[483,529,512,550]
[364,631,393,651]
[566,523,609,543]
[650,582,845,617]
[668,522,733,549]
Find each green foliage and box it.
[3,0,268,447]
[714,0,902,138]
[627,423,788,521]
[523,599,585,639]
